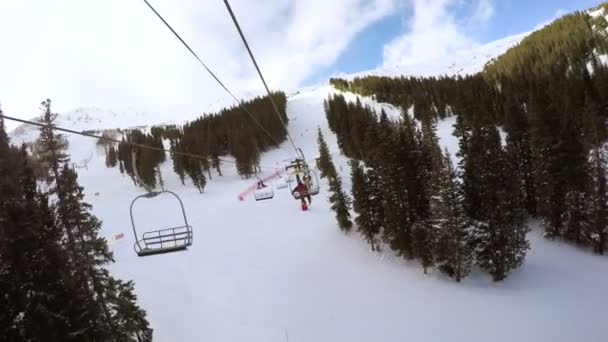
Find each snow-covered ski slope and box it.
[9,85,608,342]
[362,31,529,78]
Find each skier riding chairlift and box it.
[292,174,312,210]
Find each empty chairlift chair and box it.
[275,176,288,189]
[254,182,274,201]
[130,190,193,257]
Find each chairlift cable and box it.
[141,0,293,158]
[0,114,277,170]
[221,0,300,155]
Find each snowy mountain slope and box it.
[340,31,529,79]
[7,87,285,140]
[10,85,608,342]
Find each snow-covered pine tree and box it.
[497,140,529,281]
[320,129,353,232]
[351,160,382,251]
[117,139,134,177]
[380,122,414,258]
[36,99,69,184]
[586,88,608,254]
[432,151,473,282]
[329,174,353,233]
[134,146,157,191]
[56,164,152,340]
[56,164,118,338]
[471,123,529,281]
[211,153,222,176]
[362,117,380,165]
[157,165,165,190]
[105,278,154,341]
[171,139,187,185]
[410,120,442,273]
[0,143,95,340]
[588,142,608,254]
[412,219,434,274]
[186,158,207,193]
[502,87,537,216]
[559,108,591,245]
[420,118,444,192]
[452,113,471,167]
[317,127,337,180]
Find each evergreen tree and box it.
[588,143,608,254]
[468,124,529,281]
[157,165,165,191]
[326,16,608,256]
[171,139,187,185]
[587,91,608,254]
[561,189,591,245]
[412,219,434,274]
[503,91,537,216]
[317,128,336,179]
[56,165,118,338]
[0,146,93,340]
[452,113,471,164]
[362,118,380,165]
[186,158,207,193]
[432,151,473,282]
[351,160,382,251]
[212,153,222,176]
[36,99,69,184]
[328,175,353,233]
[321,137,352,232]
[558,102,591,245]
[380,123,414,259]
[105,145,118,168]
[420,119,444,190]
[56,164,152,340]
[105,278,154,341]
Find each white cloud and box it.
[0,0,396,128]
[470,0,495,27]
[381,0,494,68]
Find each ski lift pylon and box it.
[130,190,193,257]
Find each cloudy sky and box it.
[0,0,602,128]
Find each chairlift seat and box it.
[136,245,188,257]
[131,190,193,257]
[254,186,274,201]
[275,177,288,189]
[134,225,193,257]
[289,170,320,199]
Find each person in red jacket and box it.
[292,175,311,210]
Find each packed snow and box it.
[9,85,608,342]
